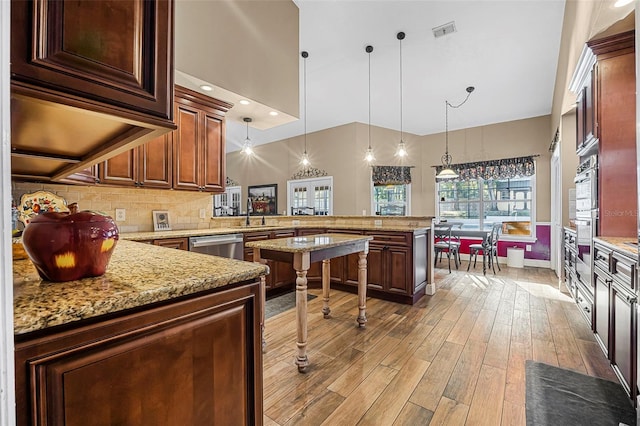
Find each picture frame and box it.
[152,210,172,231]
[248,184,278,215]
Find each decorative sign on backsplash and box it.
[152,210,171,231]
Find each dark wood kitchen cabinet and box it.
[10,0,176,181]
[325,229,364,287]
[172,86,231,193]
[14,281,263,425]
[244,229,296,293]
[153,237,188,250]
[296,228,327,280]
[587,31,637,237]
[366,231,412,299]
[100,133,173,188]
[575,67,597,155]
[592,239,638,401]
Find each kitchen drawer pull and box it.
[626,295,637,304]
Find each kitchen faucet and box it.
[246,198,252,226]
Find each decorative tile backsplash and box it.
[12,182,213,233]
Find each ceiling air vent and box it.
[432,21,456,38]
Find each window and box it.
[287,177,333,215]
[437,176,535,237]
[372,184,411,216]
[214,186,241,216]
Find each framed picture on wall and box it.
[248,184,278,215]
[152,210,172,231]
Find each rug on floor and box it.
[525,360,636,426]
[265,291,317,319]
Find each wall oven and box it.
[574,155,598,291]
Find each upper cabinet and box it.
[10,0,176,182]
[588,31,636,237]
[576,68,597,155]
[172,86,231,193]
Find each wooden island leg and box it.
[294,253,311,373]
[322,259,331,318]
[357,250,368,327]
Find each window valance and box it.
[372,166,412,186]
[435,155,536,181]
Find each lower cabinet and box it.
[14,281,263,425]
[244,229,295,292]
[153,237,188,250]
[592,239,638,403]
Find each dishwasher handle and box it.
[189,234,244,248]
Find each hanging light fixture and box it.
[301,51,310,167]
[395,32,407,158]
[437,86,475,179]
[241,117,254,155]
[364,45,375,163]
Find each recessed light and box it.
[200,84,213,92]
[269,111,278,116]
[239,100,250,105]
[614,0,633,7]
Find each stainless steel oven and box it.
[574,155,598,292]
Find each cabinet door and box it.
[100,148,138,187]
[611,284,637,397]
[584,67,596,141]
[173,103,202,191]
[343,253,361,287]
[270,230,296,288]
[11,0,173,120]
[366,245,385,291]
[201,112,225,192]
[139,133,172,189]
[593,266,611,357]
[386,247,411,295]
[576,89,585,152]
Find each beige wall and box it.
[175,0,299,117]
[12,182,214,233]
[226,115,552,220]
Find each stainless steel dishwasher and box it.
[188,234,244,260]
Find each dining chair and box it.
[434,223,459,273]
[467,222,502,274]
[447,222,463,266]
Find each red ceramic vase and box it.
[22,211,119,282]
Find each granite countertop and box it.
[13,240,268,335]
[594,236,638,257]
[122,223,429,241]
[245,233,373,253]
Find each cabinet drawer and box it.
[611,251,637,292]
[575,280,593,327]
[243,232,271,242]
[594,243,611,272]
[272,229,295,239]
[366,232,411,247]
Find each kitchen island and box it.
[13,240,268,425]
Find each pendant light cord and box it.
[399,34,403,143]
[444,87,474,164]
[368,46,372,150]
[303,51,308,155]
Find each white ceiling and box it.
[224,0,567,152]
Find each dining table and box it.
[246,233,373,373]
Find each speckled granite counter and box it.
[13,240,268,335]
[245,233,373,253]
[121,223,430,241]
[593,236,638,257]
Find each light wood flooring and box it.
[262,262,620,425]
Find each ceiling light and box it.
[269,111,279,116]
[432,21,456,38]
[242,117,254,156]
[395,32,407,158]
[200,84,213,92]
[364,45,375,164]
[614,0,633,7]
[301,51,311,167]
[436,86,475,180]
[239,100,250,105]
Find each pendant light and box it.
[364,45,375,163]
[395,32,407,158]
[437,86,475,179]
[241,117,253,156]
[301,51,310,167]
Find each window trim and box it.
[286,176,334,216]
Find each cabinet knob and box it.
[139,182,144,187]
[626,295,637,304]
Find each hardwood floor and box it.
[262,262,619,425]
